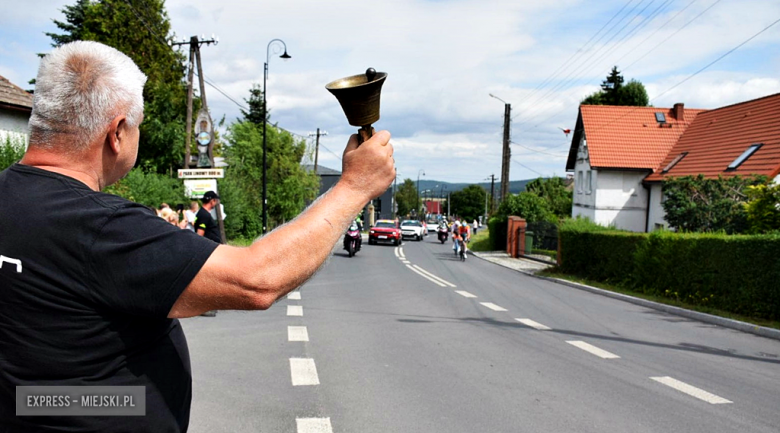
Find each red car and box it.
[368,220,402,246]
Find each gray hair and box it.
[28,41,147,151]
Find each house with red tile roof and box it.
[0,74,33,144]
[565,103,705,231]
[566,93,780,232]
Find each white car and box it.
[400,220,426,241]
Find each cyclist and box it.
[458,220,471,259]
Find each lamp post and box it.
[262,38,291,235]
[440,185,448,218]
[416,169,425,221]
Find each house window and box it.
[586,171,592,194]
[662,152,687,173]
[577,171,583,194]
[726,143,763,171]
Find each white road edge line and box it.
[290,358,320,386]
[394,247,400,258]
[480,302,508,312]
[288,326,309,342]
[287,291,301,300]
[296,417,333,433]
[406,264,446,287]
[287,305,303,317]
[566,341,620,359]
[515,318,551,330]
[412,265,457,287]
[455,290,477,298]
[651,376,732,404]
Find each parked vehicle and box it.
[344,222,361,257]
[400,220,426,241]
[368,220,402,246]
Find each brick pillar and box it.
[506,216,527,258]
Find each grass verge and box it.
[468,228,492,252]
[538,268,780,330]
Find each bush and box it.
[488,217,507,250]
[0,135,26,171]
[104,168,187,209]
[558,221,780,320]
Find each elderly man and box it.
[0,41,394,432]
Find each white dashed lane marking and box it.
[290,358,320,386]
[288,326,309,342]
[287,305,303,317]
[455,290,477,298]
[287,291,302,300]
[412,265,456,287]
[651,376,732,404]
[515,318,551,330]
[297,417,333,433]
[480,302,508,312]
[398,247,406,259]
[566,341,621,359]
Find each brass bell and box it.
[326,68,387,144]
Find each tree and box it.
[496,192,556,224]
[744,183,780,233]
[240,83,268,125]
[581,66,649,107]
[46,0,189,173]
[525,177,572,218]
[662,175,768,234]
[221,120,319,239]
[448,185,486,222]
[395,179,417,218]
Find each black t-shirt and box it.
[0,164,219,432]
[194,207,221,243]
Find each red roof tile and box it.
[567,105,705,171]
[645,93,780,182]
[0,74,33,110]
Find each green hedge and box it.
[559,223,780,320]
[488,217,508,251]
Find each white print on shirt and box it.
[0,255,22,273]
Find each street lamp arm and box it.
[266,39,290,64]
[489,93,508,104]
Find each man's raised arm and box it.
[168,131,395,318]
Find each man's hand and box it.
[340,130,395,201]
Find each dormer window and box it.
[726,143,762,171]
[662,152,687,173]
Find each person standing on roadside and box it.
[184,201,199,232]
[195,191,222,243]
[0,40,395,433]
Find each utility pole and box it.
[489,174,497,213]
[172,35,218,169]
[308,128,328,173]
[500,102,511,203]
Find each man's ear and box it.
[105,115,127,156]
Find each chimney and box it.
[673,103,684,121]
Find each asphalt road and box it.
[182,234,780,433]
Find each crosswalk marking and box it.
[455,290,477,298]
[296,417,333,433]
[290,358,320,386]
[288,326,309,342]
[515,318,551,330]
[287,291,301,300]
[480,302,508,312]
[287,305,303,316]
[566,341,620,359]
[651,376,732,404]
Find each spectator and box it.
[184,201,198,232]
[0,40,394,432]
[473,219,479,235]
[195,191,222,243]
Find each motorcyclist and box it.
[343,215,363,252]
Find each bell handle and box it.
[358,125,374,145]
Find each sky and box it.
[1,0,779,184]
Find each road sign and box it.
[184,179,218,199]
[178,169,224,179]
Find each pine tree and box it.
[241,84,269,125]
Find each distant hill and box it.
[414,179,536,197]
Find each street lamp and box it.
[416,169,425,221]
[262,38,291,235]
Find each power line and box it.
[510,141,569,157]
[512,159,545,177]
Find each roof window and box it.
[662,152,687,173]
[726,143,763,171]
[655,112,666,124]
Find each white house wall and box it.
[571,136,595,222]
[646,183,666,231]
[0,109,30,144]
[592,171,648,232]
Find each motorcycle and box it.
[344,222,361,257]
[437,225,449,244]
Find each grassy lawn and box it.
[539,268,780,330]
[467,227,494,252]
